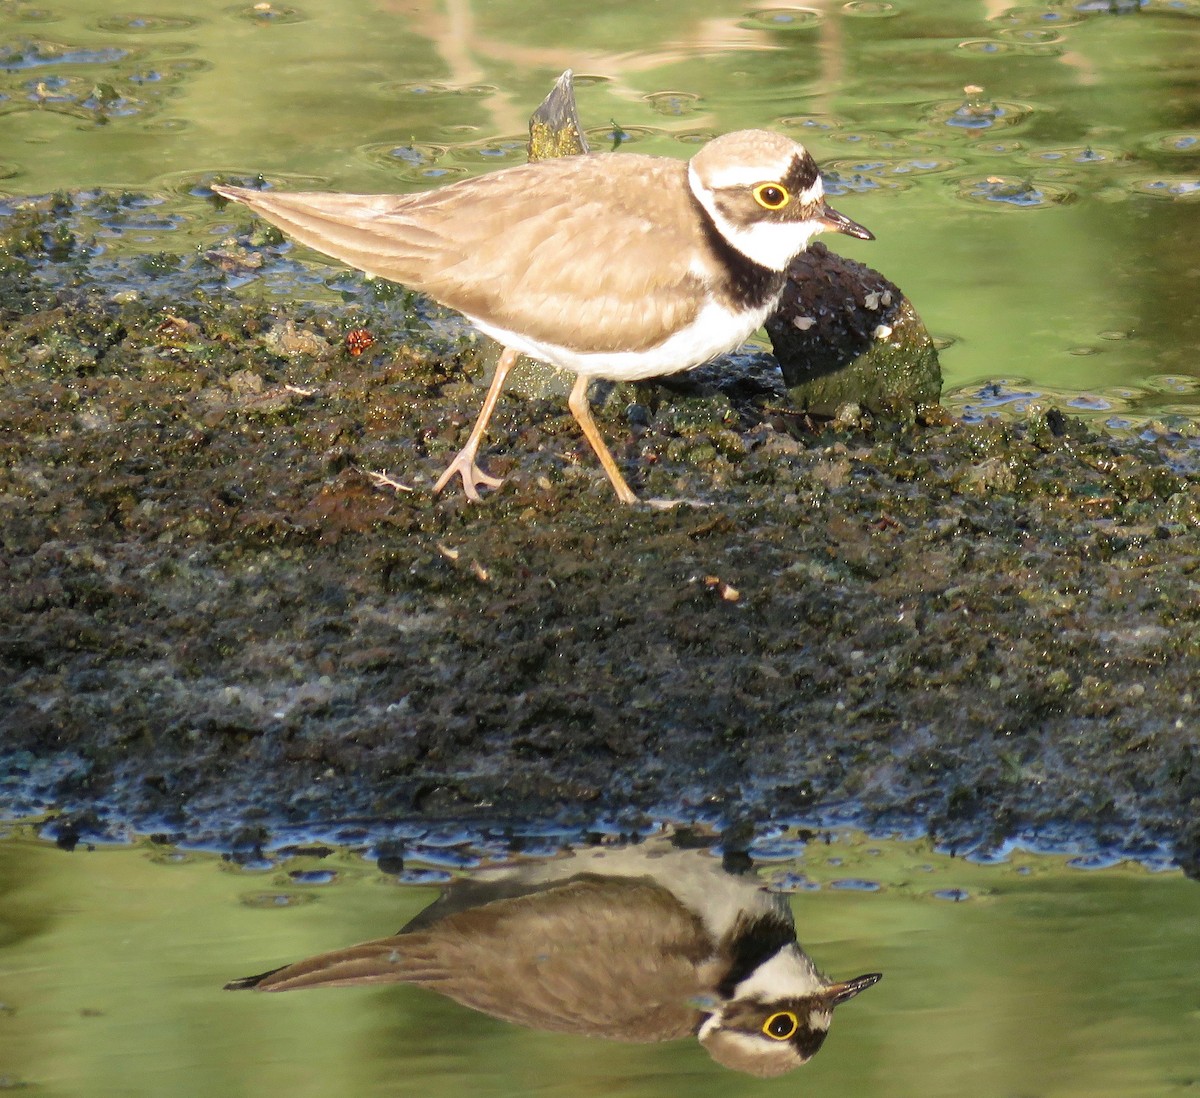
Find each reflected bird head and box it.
[698,971,882,1077]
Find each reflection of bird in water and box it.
[226,841,880,1076]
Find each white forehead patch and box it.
[701,158,801,189]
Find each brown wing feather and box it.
[215,154,707,354]
[227,876,712,1042]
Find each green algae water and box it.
[0,831,1196,1097]
[2,0,1199,424]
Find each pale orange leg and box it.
[433,347,519,501]
[567,374,638,505]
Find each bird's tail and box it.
[224,935,426,992]
[210,184,434,286]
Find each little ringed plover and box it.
[213,129,872,504]
[224,841,881,1076]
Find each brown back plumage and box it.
[216,154,711,354]
[226,875,714,1041]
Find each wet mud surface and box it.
[2,194,1199,874]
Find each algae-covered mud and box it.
[1,196,1198,873]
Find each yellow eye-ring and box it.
[753,183,791,210]
[762,1011,799,1040]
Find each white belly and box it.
[468,296,776,382]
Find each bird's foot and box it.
[433,450,504,502]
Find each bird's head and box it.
[687,130,874,272]
[698,972,882,1077]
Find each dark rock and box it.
[527,69,589,161]
[767,242,942,418]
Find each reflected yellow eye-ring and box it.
[752,183,791,210]
[762,1011,799,1040]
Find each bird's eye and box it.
[752,183,790,210]
[762,1011,799,1040]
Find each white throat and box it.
[697,945,827,1042]
[688,164,825,272]
[734,944,825,1001]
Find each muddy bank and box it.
[1,194,1198,874]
